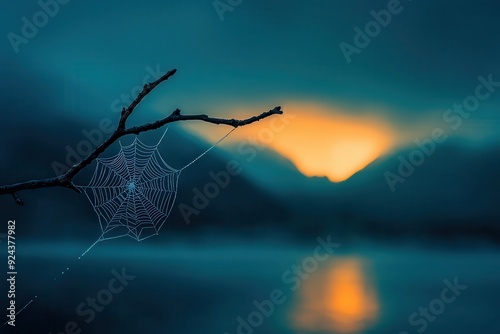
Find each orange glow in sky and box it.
[292,258,379,333]
[177,102,395,182]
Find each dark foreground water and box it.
[2,238,499,334]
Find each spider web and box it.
[78,126,235,247]
[8,126,236,322]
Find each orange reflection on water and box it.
[292,258,379,333]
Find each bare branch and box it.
[0,68,283,205]
[123,107,283,135]
[118,69,177,130]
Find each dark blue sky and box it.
[1,0,500,179]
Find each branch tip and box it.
[12,193,25,206]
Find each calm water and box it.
[3,239,500,334]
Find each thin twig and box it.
[0,69,283,205]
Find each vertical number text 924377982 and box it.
[6,220,17,327]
